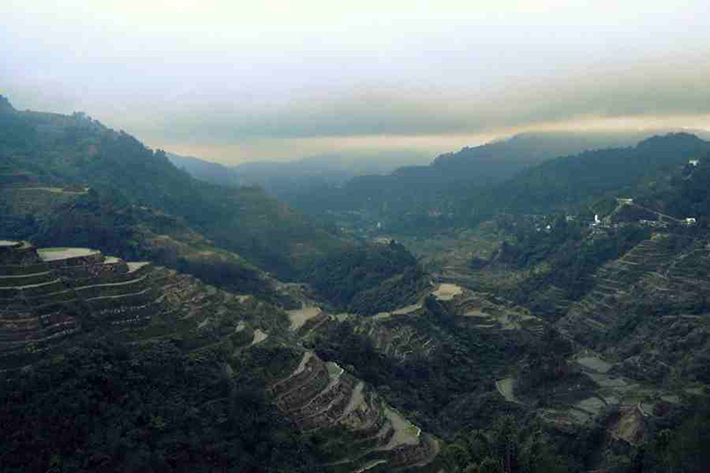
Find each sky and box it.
[3,0,710,164]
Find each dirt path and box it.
[392,303,422,315]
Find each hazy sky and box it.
[3,1,710,164]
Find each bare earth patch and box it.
[463,308,490,317]
[576,397,606,417]
[577,356,613,374]
[287,306,321,330]
[379,407,421,450]
[432,283,463,301]
[250,329,268,346]
[126,261,149,272]
[326,362,345,377]
[392,303,422,315]
[496,378,519,403]
[610,408,645,444]
[38,248,97,261]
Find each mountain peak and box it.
[636,132,702,149]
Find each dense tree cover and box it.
[513,329,581,403]
[647,156,710,222]
[0,101,351,282]
[484,218,650,316]
[312,296,530,435]
[441,415,580,473]
[639,398,710,473]
[0,340,324,473]
[0,99,433,312]
[305,240,427,314]
[470,134,710,217]
[287,132,710,236]
[288,132,655,234]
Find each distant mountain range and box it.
[0,95,429,311]
[168,150,431,197]
[473,132,710,217]
[284,129,710,233]
[0,96,349,284]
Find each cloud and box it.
[139,55,710,142]
[2,1,710,162]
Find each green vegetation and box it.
[0,101,351,283]
[1,99,425,309]
[305,240,427,314]
[0,340,324,472]
[5,96,710,473]
[441,415,579,472]
[640,399,710,472]
[491,218,651,316]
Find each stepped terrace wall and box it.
[0,279,66,299]
[0,271,55,288]
[54,259,129,280]
[74,276,148,299]
[40,250,103,267]
[0,244,155,368]
[0,263,52,276]
[0,242,42,264]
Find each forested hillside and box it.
[470,133,710,217]
[289,131,681,235]
[4,93,710,473]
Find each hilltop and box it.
[169,150,432,199]
[3,94,710,472]
[0,97,431,311]
[289,130,699,234]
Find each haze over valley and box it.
[2,2,710,472]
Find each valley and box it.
[2,96,710,472]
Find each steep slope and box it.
[0,95,354,283]
[0,241,442,472]
[167,152,241,187]
[474,133,710,216]
[168,150,432,198]
[290,131,676,234]
[372,136,710,471]
[231,151,432,198]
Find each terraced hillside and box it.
[0,97,360,286]
[0,240,442,472]
[556,233,687,345]
[267,351,440,472]
[556,232,710,353]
